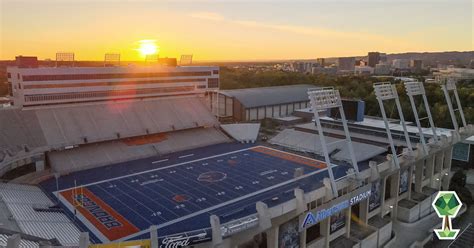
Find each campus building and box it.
[7,58,219,107]
[207,84,313,122]
[434,67,474,80]
[336,57,356,72]
[367,52,381,68]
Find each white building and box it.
[312,66,337,75]
[392,59,410,70]
[434,67,474,80]
[354,66,374,75]
[291,62,314,73]
[7,65,219,107]
[374,63,391,75]
[336,57,355,72]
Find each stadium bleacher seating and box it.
[0,183,80,246]
[151,127,229,154]
[36,96,218,147]
[0,95,221,176]
[0,109,47,151]
[0,108,48,173]
[49,127,230,174]
[0,234,39,248]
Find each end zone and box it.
[59,187,139,242]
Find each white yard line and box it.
[56,146,257,193]
[152,159,169,164]
[260,170,277,176]
[178,154,194,159]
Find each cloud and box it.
[190,11,403,46]
[189,12,225,21]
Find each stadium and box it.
[0,56,473,248]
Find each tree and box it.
[449,170,473,205]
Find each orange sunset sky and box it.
[0,0,472,61]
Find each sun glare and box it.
[137,40,159,56]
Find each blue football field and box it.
[41,144,353,243]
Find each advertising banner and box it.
[329,212,345,234]
[278,217,300,248]
[369,180,381,212]
[399,169,409,195]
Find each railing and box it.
[221,214,259,237]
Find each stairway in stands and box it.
[448,223,474,248]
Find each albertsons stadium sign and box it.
[300,185,371,231]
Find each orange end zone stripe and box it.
[251,146,326,169]
[60,187,139,241]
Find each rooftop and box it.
[220,84,313,108]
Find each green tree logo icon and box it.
[432,191,463,240]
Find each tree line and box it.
[220,67,474,129]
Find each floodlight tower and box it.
[145,54,159,64]
[104,53,120,67]
[404,81,439,155]
[180,54,193,65]
[308,87,360,198]
[438,77,467,132]
[55,52,75,67]
[373,82,413,168]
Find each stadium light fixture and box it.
[404,81,425,96]
[373,82,413,169]
[308,87,360,198]
[307,87,341,110]
[180,54,193,65]
[404,81,438,155]
[55,52,75,67]
[104,53,121,67]
[373,82,398,100]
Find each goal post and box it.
[72,180,84,208]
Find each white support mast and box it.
[439,77,467,132]
[373,82,413,169]
[404,81,438,155]
[308,87,360,198]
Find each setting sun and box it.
[137,40,159,57]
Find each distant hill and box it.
[386,51,474,67]
[319,51,474,67]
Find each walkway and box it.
[392,212,442,247]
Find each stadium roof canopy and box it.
[221,123,260,143]
[269,128,387,163]
[219,84,313,108]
